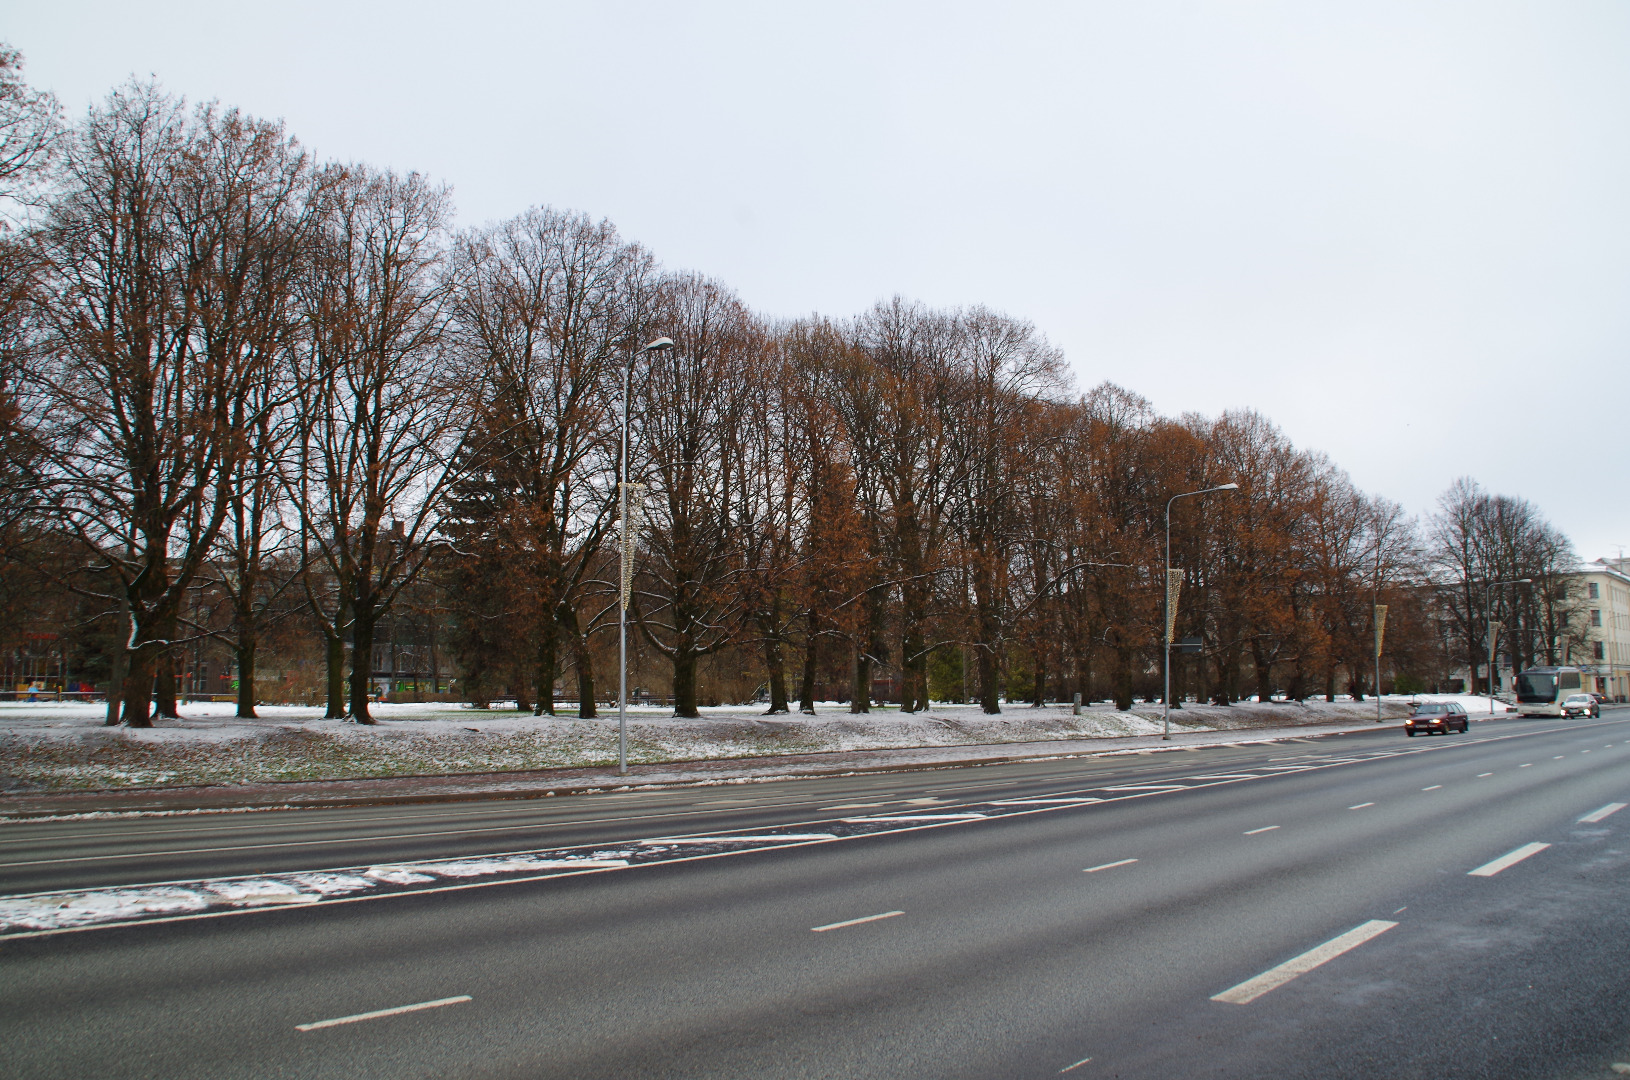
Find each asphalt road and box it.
[2,710,1628,1079]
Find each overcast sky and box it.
[12,1,1629,561]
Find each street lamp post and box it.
[618,336,674,776]
[1483,577,1531,718]
[1163,483,1239,740]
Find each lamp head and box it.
[1216,482,1239,491]
[643,337,675,352]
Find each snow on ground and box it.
[0,696,1416,793]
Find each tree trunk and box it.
[849,645,871,714]
[349,611,376,723]
[1112,646,1134,712]
[798,621,818,715]
[909,649,930,711]
[155,658,179,718]
[763,634,789,714]
[533,627,556,716]
[673,651,700,718]
[1031,650,1046,707]
[575,655,596,719]
[978,644,1001,714]
[1251,640,1274,702]
[565,607,597,719]
[236,627,258,719]
[466,671,490,710]
[325,629,346,718]
[899,621,928,713]
[105,601,129,726]
[120,646,155,728]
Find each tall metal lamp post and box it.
[618,336,674,775]
[1163,483,1239,740]
[1484,577,1530,718]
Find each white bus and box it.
[1514,665,1585,717]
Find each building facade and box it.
[1575,558,1630,702]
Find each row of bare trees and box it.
[0,66,1593,728]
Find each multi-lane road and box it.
[2,710,1627,1078]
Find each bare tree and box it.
[631,273,759,717]
[291,164,465,723]
[0,43,60,217]
[943,306,1065,712]
[1429,477,1583,692]
[449,208,650,716]
[832,299,962,713]
[30,85,303,726]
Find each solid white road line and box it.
[297,995,471,1031]
[1468,842,1551,877]
[990,798,1105,806]
[1098,785,1189,792]
[841,814,987,822]
[1211,920,1398,1005]
[1348,803,1375,810]
[1084,859,1138,873]
[1244,826,1280,835]
[640,835,837,844]
[811,910,903,932]
[1580,803,1627,824]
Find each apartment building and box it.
[1575,557,1630,702]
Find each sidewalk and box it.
[0,717,1405,819]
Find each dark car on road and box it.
[1405,700,1469,736]
[1561,693,1600,718]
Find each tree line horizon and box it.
[0,65,1599,728]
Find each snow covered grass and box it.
[0,696,1411,793]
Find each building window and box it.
[1591,609,1602,627]
[1588,582,1599,600]
[1594,641,1605,660]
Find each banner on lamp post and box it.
[619,482,646,611]
[1166,569,1182,643]
[1373,604,1388,658]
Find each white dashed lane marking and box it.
[1084,859,1138,873]
[1244,826,1280,835]
[1348,803,1374,810]
[812,910,903,932]
[297,995,470,1032]
[1468,842,1551,877]
[1211,920,1398,1005]
[1580,803,1627,824]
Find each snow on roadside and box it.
[0,697,1411,793]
